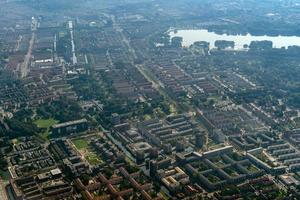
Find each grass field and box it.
[247,164,259,173]
[86,152,102,165]
[72,137,102,165]
[34,118,58,141]
[34,118,58,128]
[170,104,177,114]
[72,138,89,149]
[143,114,152,120]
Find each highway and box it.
[110,14,137,61]
[15,35,22,52]
[20,17,37,78]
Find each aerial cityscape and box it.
[1,0,300,199]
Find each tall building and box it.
[195,133,205,148]
[111,113,120,125]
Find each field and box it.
[72,138,89,149]
[34,118,58,128]
[34,118,58,140]
[86,152,102,165]
[72,137,102,165]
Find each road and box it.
[105,131,135,162]
[20,17,37,78]
[110,15,137,61]
[110,14,194,114]
[136,64,182,112]
[110,14,180,110]
[20,32,35,78]
[15,35,22,52]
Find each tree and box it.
[0,157,7,170]
[5,118,39,138]
[171,37,183,47]
[80,174,90,185]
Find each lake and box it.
[169,29,300,49]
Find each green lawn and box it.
[34,118,58,128]
[72,138,89,149]
[143,114,152,120]
[159,190,170,200]
[214,160,225,168]
[209,143,225,150]
[72,138,102,165]
[12,138,20,145]
[247,164,259,173]
[169,104,177,114]
[86,152,102,165]
[207,174,220,183]
[34,118,58,141]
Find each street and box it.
[20,17,37,78]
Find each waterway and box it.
[169,29,300,49]
[68,21,77,65]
